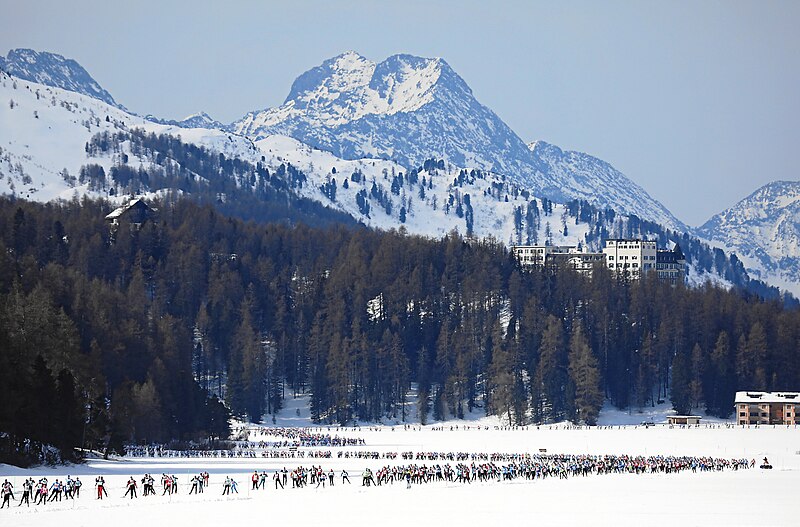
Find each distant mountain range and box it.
[1,47,797,297]
[0,48,684,230]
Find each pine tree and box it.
[747,322,768,390]
[567,323,603,425]
[670,350,692,415]
[690,343,704,410]
[708,331,734,417]
[416,346,431,425]
[635,332,656,408]
[534,316,567,422]
[735,333,751,389]
[489,322,515,424]
[53,369,84,457]
[131,376,166,443]
[326,333,351,425]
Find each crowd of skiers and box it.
[122,421,763,461]
[360,454,753,488]
[124,446,261,458]
[1,476,83,507]
[239,426,366,447]
[2,450,756,510]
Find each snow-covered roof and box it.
[105,198,153,220]
[734,391,800,404]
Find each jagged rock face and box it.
[232,52,542,187]
[698,180,800,292]
[0,48,120,108]
[231,52,684,230]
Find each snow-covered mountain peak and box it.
[232,51,537,189]
[285,51,371,103]
[529,140,562,157]
[178,111,223,128]
[328,50,371,72]
[698,180,800,296]
[231,51,685,232]
[0,48,120,109]
[143,110,225,130]
[277,51,448,127]
[700,181,800,230]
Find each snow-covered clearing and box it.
[2,422,798,526]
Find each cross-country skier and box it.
[190,475,201,494]
[1,480,13,508]
[96,476,107,499]
[18,478,33,507]
[124,477,138,499]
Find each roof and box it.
[667,415,702,419]
[734,391,800,404]
[105,198,154,220]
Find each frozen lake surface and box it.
[2,422,798,526]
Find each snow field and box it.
[2,424,798,526]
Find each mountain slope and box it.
[698,180,800,296]
[1,47,685,232]
[0,69,358,228]
[232,51,684,231]
[233,52,542,188]
[0,48,120,109]
[530,141,686,231]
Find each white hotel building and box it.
[602,239,657,279]
[512,239,685,283]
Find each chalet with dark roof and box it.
[105,198,157,227]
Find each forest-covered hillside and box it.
[1,197,798,465]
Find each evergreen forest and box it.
[1,196,798,466]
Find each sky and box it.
[1,0,798,227]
